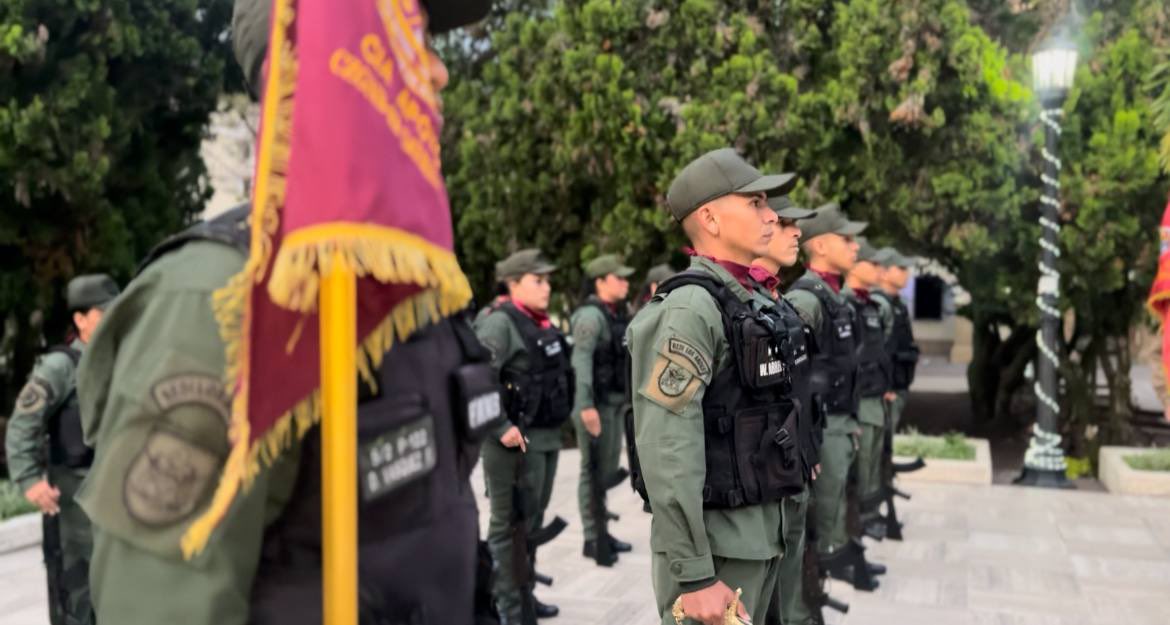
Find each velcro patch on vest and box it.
[865,315,881,329]
[358,414,437,503]
[16,379,52,414]
[758,346,787,381]
[835,323,853,340]
[666,338,711,379]
[641,356,702,415]
[124,430,221,526]
[542,339,563,358]
[466,390,503,431]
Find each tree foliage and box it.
[0,0,234,409]
[443,0,1170,440]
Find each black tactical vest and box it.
[789,276,859,415]
[497,303,574,430]
[653,272,805,508]
[772,297,822,483]
[139,206,502,625]
[250,319,498,625]
[45,345,92,468]
[873,292,919,390]
[848,293,892,398]
[578,298,629,399]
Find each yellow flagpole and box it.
[320,256,358,625]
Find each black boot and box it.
[867,561,887,576]
[863,518,887,541]
[533,598,559,619]
[582,540,616,566]
[608,535,633,553]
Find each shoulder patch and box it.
[573,318,601,342]
[641,356,702,415]
[124,430,220,526]
[667,338,711,378]
[151,374,230,423]
[16,379,52,414]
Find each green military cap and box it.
[767,196,817,220]
[645,263,676,285]
[798,202,868,243]
[231,0,490,93]
[584,254,635,279]
[855,237,881,263]
[666,148,797,222]
[879,248,914,269]
[66,274,120,311]
[495,248,557,281]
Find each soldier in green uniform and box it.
[841,238,895,539]
[873,248,919,433]
[628,148,804,625]
[475,248,571,622]
[73,2,503,624]
[570,254,635,565]
[748,197,826,625]
[6,274,118,625]
[785,204,882,591]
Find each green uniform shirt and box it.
[474,306,564,452]
[6,338,85,491]
[569,299,624,413]
[75,240,299,625]
[626,256,783,588]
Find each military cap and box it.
[67,274,120,311]
[645,263,676,285]
[855,237,881,263]
[666,148,797,222]
[767,196,817,220]
[232,0,489,93]
[878,248,914,269]
[798,202,867,243]
[584,254,635,279]
[495,248,557,281]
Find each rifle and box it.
[879,400,908,541]
[509,446,567,625]
[587,435,616,567]
[802,496,848,625]
[42,511,65,625]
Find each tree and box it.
[0,0,234,412]
[1056,11,1168,456]
[443,0,1169,449]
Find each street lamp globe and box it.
[1032,36,1078,99]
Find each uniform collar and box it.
[686,250,774,294]
[512,302,551,329]
[70,337,86,351]
[810,268,842,293]
[688,255,754,302]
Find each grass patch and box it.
[1123,448,1170,472]
[894,431,976,461]
[0,480,38,520]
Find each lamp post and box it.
[1017,30,1078,488]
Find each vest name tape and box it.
[543,340,563,357]
[359,415,437,503]
[467,391,502,430]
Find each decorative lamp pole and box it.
[1018,29,1078,488]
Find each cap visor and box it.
[736,172,797,197]
[838,220,868,236]
[777,207,817,220]
[532,263,558,275]
[615,266,636,278]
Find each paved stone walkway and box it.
[2,449,1169,625]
